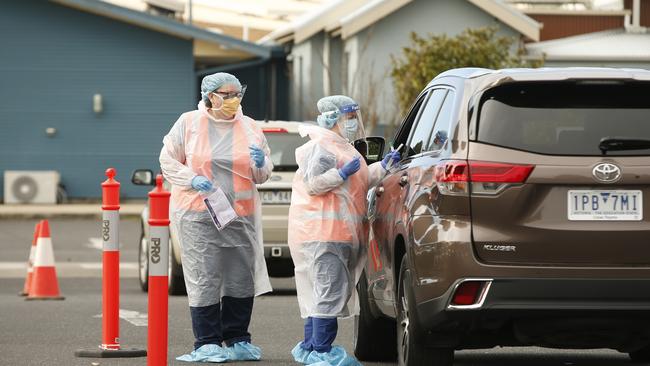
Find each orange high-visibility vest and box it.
[289,140,369,245]
[172,111,257,216]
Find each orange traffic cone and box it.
[26,220,64,300]
[19,222,40,296]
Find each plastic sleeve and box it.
[301,144,344,195]
[367,161,387,188]
[159,114,196,187]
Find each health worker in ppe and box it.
[159,72,273,363]
[288,95,401,365]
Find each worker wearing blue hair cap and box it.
[160,72,272,362]
[288,95,400,366]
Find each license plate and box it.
[568,190,643,221]
[260,190,291,204]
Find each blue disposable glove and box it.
[249,145,265,168]
[381,150,401,169]
[191,176,212,192]
[338,157,361,180]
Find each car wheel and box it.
[168,238,186,296]
[138,233,148,292]
[397,256,453,366]
[353,271,397,361]
[629,346,650,362]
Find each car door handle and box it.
[399,175,409,187]
[376,186,384,197]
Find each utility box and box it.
[4,171,60,204]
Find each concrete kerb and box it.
[0,202,145,219]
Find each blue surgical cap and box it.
[200,72,242,104]
[317,95,357,114]
[316,95,358,129]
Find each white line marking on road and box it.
[79,262,138,270]
[84,237,124,251]
[94,308,148,327]
[0,262,27,269]
[0,261,138,278]
[84,237,103,250]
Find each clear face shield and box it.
[336,103,366,143]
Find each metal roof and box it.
[51,0,272,58]
[264,0,542,44]
[526,28,650,61]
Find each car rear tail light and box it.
[262,128,288,133]
[435,160,534,196]
[434,160,470,195]
[450,280,491,308]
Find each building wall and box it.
[529,14,625,41]
[327,36,344,96]
[289,32,327,121]
[0,0,194,200]
[625,0,650,27]
[289,41,311,121]
[349,0,520,137]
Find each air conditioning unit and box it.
[4,171,60,204]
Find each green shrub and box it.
[391,26,541,114]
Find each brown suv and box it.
[354,67,650,366]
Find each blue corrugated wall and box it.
[0,0,194,199]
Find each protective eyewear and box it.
[212,84,247,100]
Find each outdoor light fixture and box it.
[45,127,57,137]
[93,93,103,114]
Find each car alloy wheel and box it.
[398,267,411,364]
[138,234,148,291]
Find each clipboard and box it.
[203,187,238,231]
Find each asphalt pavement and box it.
[0,218,640,365]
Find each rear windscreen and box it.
[477,81,650,156]
[264,132,308,171]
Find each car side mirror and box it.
[358,136,385,165]
[131,169,155,186]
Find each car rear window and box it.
[476,81,650,156]
[264,131,307,171]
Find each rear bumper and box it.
[415,277,650,350]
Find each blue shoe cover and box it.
[305,346,362,366]
[176,344,229,363]
[291,342,312,364]
[226,341,262,361]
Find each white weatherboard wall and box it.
[289,33,328,121]
[346,0,521,135]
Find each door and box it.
[366,91,430,311]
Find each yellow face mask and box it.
[220,97,241,116]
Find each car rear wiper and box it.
[599,137,650,155]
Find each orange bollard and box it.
[19,222,40,296]
[101,167,121,351]
[75,168,145,358]
[26,220,64,300]
[147,174,170,366]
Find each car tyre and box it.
[397,256,453,366]
[354,271,397,361]
[629,346,650,362]
[138,232,148,292]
